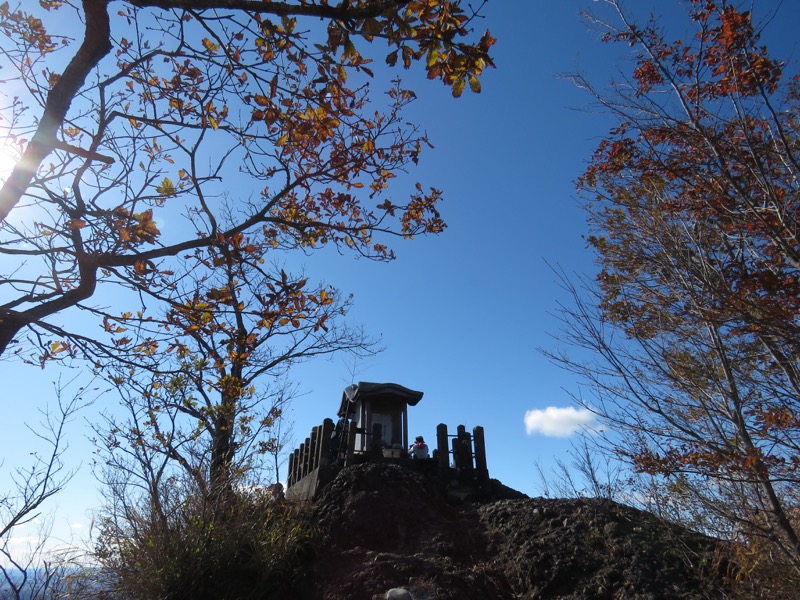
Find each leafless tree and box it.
[0,377,96,599]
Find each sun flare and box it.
[0,140,20,185]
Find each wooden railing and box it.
[435,423,490,490]
[287,419,490,493]
[286,418,334,489]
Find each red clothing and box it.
[409,441,429,459]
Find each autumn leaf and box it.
[426,48,439,68]
[452,76,465,98]
[468,74,481,93]
[202,37,219,53]
[156,177,177,197]
[66,219,87,230]
[49,340,67,354]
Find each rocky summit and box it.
[289,463,728,600]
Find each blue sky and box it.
[2,0,800,558]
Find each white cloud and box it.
[524,406,596,438]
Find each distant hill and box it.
[0,565,109,598]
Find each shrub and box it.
[95,486,314,599]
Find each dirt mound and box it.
[308,463,512,600]
[479,498,724,599]
[295,463,726,600]
[315,463,454,555]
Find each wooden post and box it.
[319,418,334,466]
[452,425,467,470]
[452,425,473,483]
[345,420,356,466]
[461,428,474,479]
[371,422,383,457]
[473,425,489,489]
[298,441,307,480]
[287,451,295,487]
[451,436,462,470]
[309,426,319,474]
[402,405,409,451]
[305,439,313,478]
[292,447,300,485]
[436,423,449,478]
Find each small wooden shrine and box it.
[337,382,423,457]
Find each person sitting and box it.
[409,435,429,459]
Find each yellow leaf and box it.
[156,177,176,197]
[468,75,481,93]
[202,37,219,53]
[452,77,466,98]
